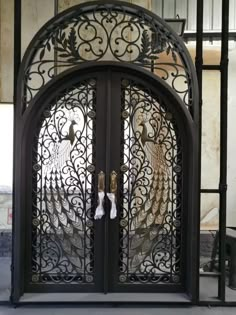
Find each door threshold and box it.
[19,292,191,304]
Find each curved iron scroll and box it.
[19,0,198,120]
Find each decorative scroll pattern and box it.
[31,79,96,284]
[22,2,192,111]
[119,79,182,284]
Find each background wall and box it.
[227,46,236,226]
[0,0,14,102]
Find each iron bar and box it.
[0,102,14,105]
[54,0,58,76]
[103,69,112,294]
[186,0,189,30]
[12,0,22,304]
[195,0,204,304]
[201,189,220,193]
[200,272,220,277]
[13,0,21,104]
[202,65,221,70]
[218,0,229,301]
[211,0,214,30]
[183,31,236,40]
[54,0,58,15]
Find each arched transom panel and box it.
[18,1,198,120]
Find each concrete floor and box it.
[200,276,236,302]
[1,258,236,313]
[0,306,236,315]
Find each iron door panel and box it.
[23,73,108,293]
[108,71,187,293]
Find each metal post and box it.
[54,0,58,76]
[218,0,229,301]
[195,0,204,304]
[13,0,21,102]
[11,0,21,304]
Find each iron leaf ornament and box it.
[24,3,193,111]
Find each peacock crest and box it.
[44,112,80,174]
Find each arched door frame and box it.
[13,61,198,303]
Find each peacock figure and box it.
[42,114,87,272]
[128,115,171,270]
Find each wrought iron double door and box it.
[26,65,186,293]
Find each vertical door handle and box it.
[110,170,117,194]
[107,171,118,219]
[94,171,105,220]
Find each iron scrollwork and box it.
[21,1,195,114]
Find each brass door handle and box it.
[95,171,105,220]
[110,171,117,195]
[107,171,118,219]
[98,171,105,192]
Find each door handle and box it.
[110,170,117,194]
[94,171,105,220]
[107,171,118,219]
[98,170,105,192]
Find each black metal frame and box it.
[12,60,197,303]
[9,0,232,307]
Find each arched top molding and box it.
[18,0,198,122]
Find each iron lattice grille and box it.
[31,79,97,284]
[119,79,182,284]
[21,1,195,115]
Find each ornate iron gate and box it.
[16,63,194,294]
[13,1,199,302]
